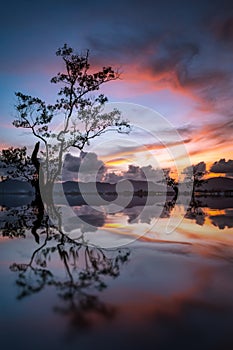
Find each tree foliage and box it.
[0,146,36,182]
[13,44,130,189]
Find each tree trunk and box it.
[31,141,41,197]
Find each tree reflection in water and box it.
[0,194,132,331]
[0,192,177,334]
[9,220,130,330]
[0,201,47,241]
[2,191,233,332]
[185,197,206,226]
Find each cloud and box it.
[63,151,169,184]
[149,42,199,80]
[143,44,233,117]
[183,161,206,179]
[63,205,106,233]
[103,164,166,183]
[196,119,233,144]
[183,119,233,162]
[85,1,233,118]
[194,162,206,175]
[210,159,233,174]
[101,138,192,163]
[104,172,123,184]
[124,164,164,181]
[62,152,106,182]
[63,153,81,173]
[210,209,233,229]
[210,15,233,44]
[3,0,233,164]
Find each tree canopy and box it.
[12,44,130,190]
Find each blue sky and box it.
[1,0,233,173]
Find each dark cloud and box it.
[63,153,81,173]
[183,162,206,179]
[194,162,206,175]
[104,164,166,183]
[104,172,123,184]
[210,16,233,44]
[123,164,164,181]
[210,209,233,229]
[84,1,233,117]
[2,0,233,152]
[150,42,199,77]
[63,152,169,184]
[146,40,233,117]
[2,0,233,94]
[64,205,106,233]
[63,152,106,182]
[219,17,233,42]
[210,159,233,174]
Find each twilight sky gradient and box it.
[1,0,233,174]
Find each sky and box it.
[1,0,233,177]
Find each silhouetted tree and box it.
[183,162,207,201]
[183,162,207,220]
[0,146,36,183]
[13,44,130,205]
[0,145,48,239]
[158,168,178,203]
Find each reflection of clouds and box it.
[160,199,176,218]
[210,209,233,230]
[64,197,167,232]
[63,196,233,235]
[185,207,206,226]
[63,205,106,234]
[123,199,175,224]
[2,196,233,242]
[123,206,155,224]
[107,249,233,349]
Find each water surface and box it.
[1,195,233,350]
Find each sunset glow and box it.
[1,2,233,349]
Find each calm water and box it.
[1,195,233,350]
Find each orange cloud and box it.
[105,158,130,167]
[122,64,203,104]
